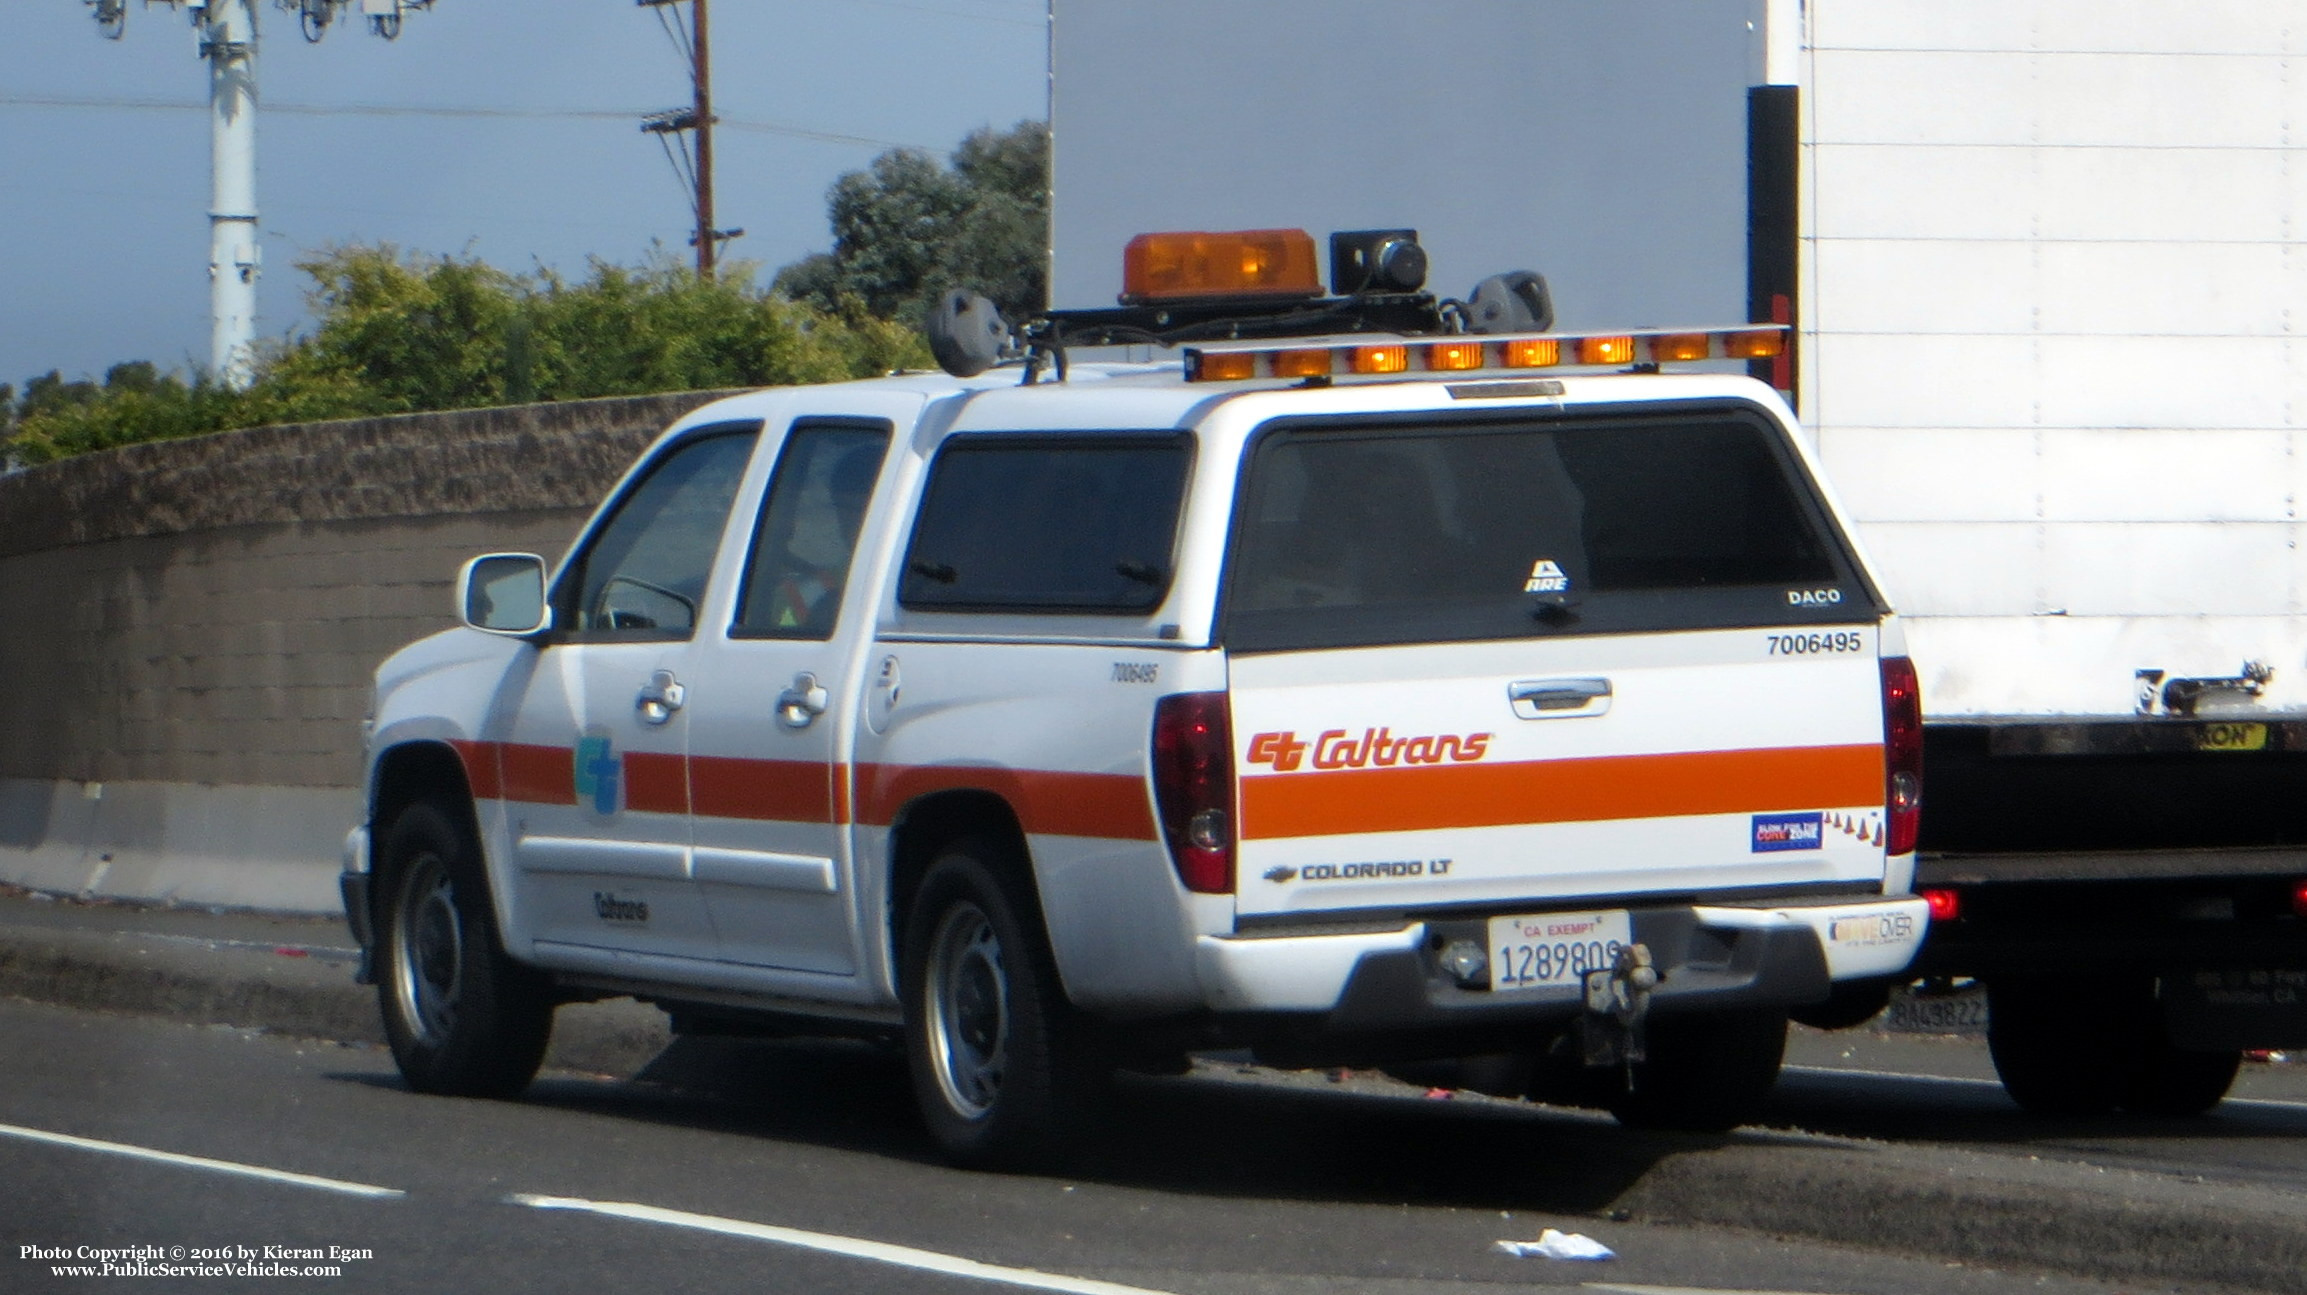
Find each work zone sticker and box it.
[1750,811,1823,852]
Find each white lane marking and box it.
[1587,1287,1851,1295]
[509,1194,1180,1295]
[1781,1064,2002,1090]
[0,1120,404,1198]
[1784,1064,2307,1112]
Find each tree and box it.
[5,246,928,466]
[776,120,1049,325]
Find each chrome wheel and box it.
[925,901,1008,1119]
[391,850,464,1046]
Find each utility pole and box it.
[638,0,739,278]
[205,0,260,389]
[691,0,714,278]
[87,0,435,390]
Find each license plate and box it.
[1486,909,1632,992]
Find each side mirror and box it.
[457,553,552,636]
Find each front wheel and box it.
[901,840,1096,1168]
[375,799,552,1098]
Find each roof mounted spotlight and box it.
[1466,271,1554,334]
[1330,229,1427,296]
[926,290,1013,378]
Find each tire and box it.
[1987,976,2237,1117]
[1608,1007,1788,1133]
[1986,977,2125,1115]
[375,798,553,1098]
[2121,1034,2241,1117]
[901,839,1097,1169]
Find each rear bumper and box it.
[1193,894,1927,1026]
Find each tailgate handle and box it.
[1509,677,1612,719]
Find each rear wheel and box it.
[376,799,552,1098]
[902,839,1099,1168]
[1986,977,2238,1117]
[2121,1032,2241,1117]
[1986,977,2125,1115]
[1608,1007,1787,1133]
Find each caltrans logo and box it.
[573,728,623,815]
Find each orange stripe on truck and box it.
[853,762,1158,840]
[1238,743,1884,840]
[690,755,834,824]
[455,739,1154,841]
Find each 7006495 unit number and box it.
[1767,631,1864,655]
[1486,909,1633,991]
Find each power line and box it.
[1,93,924,150]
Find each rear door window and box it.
[1222,408,1874,651]
[898,434,1190,613]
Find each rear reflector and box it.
[1153,692,1235,894]
[1881,656,1923,855]
[1922,888,1960,922]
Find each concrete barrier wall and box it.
[0,391,739,911]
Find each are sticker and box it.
[1522,559,1570,595]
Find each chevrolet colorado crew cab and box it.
[342,230,1929,1165]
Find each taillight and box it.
[2292,879,2307,919]
[1881,656,1923,855]
[1922,888,1960,922]
[1153,692,1234,894]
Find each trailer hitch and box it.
[1580,943,1659,1074]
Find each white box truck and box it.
[1048,0,2307,1115]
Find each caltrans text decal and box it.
[1246,727,1493,772]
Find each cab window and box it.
[733,421,892,639]
[562,427,757,640]
[898,434,1190,613]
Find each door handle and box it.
[1509,676,1612,719]
[778,671,830,729]
[637,669,686,725]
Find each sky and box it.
[0,0,1050,391]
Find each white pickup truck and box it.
[343,229,1927,1165]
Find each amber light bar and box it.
[1182,325,1789,382]
[1123,229,1324,302]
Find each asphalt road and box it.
[0,998,2197,1295]
[1773,1026,2307,1195]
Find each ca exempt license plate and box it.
[1486,909,1632,992]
